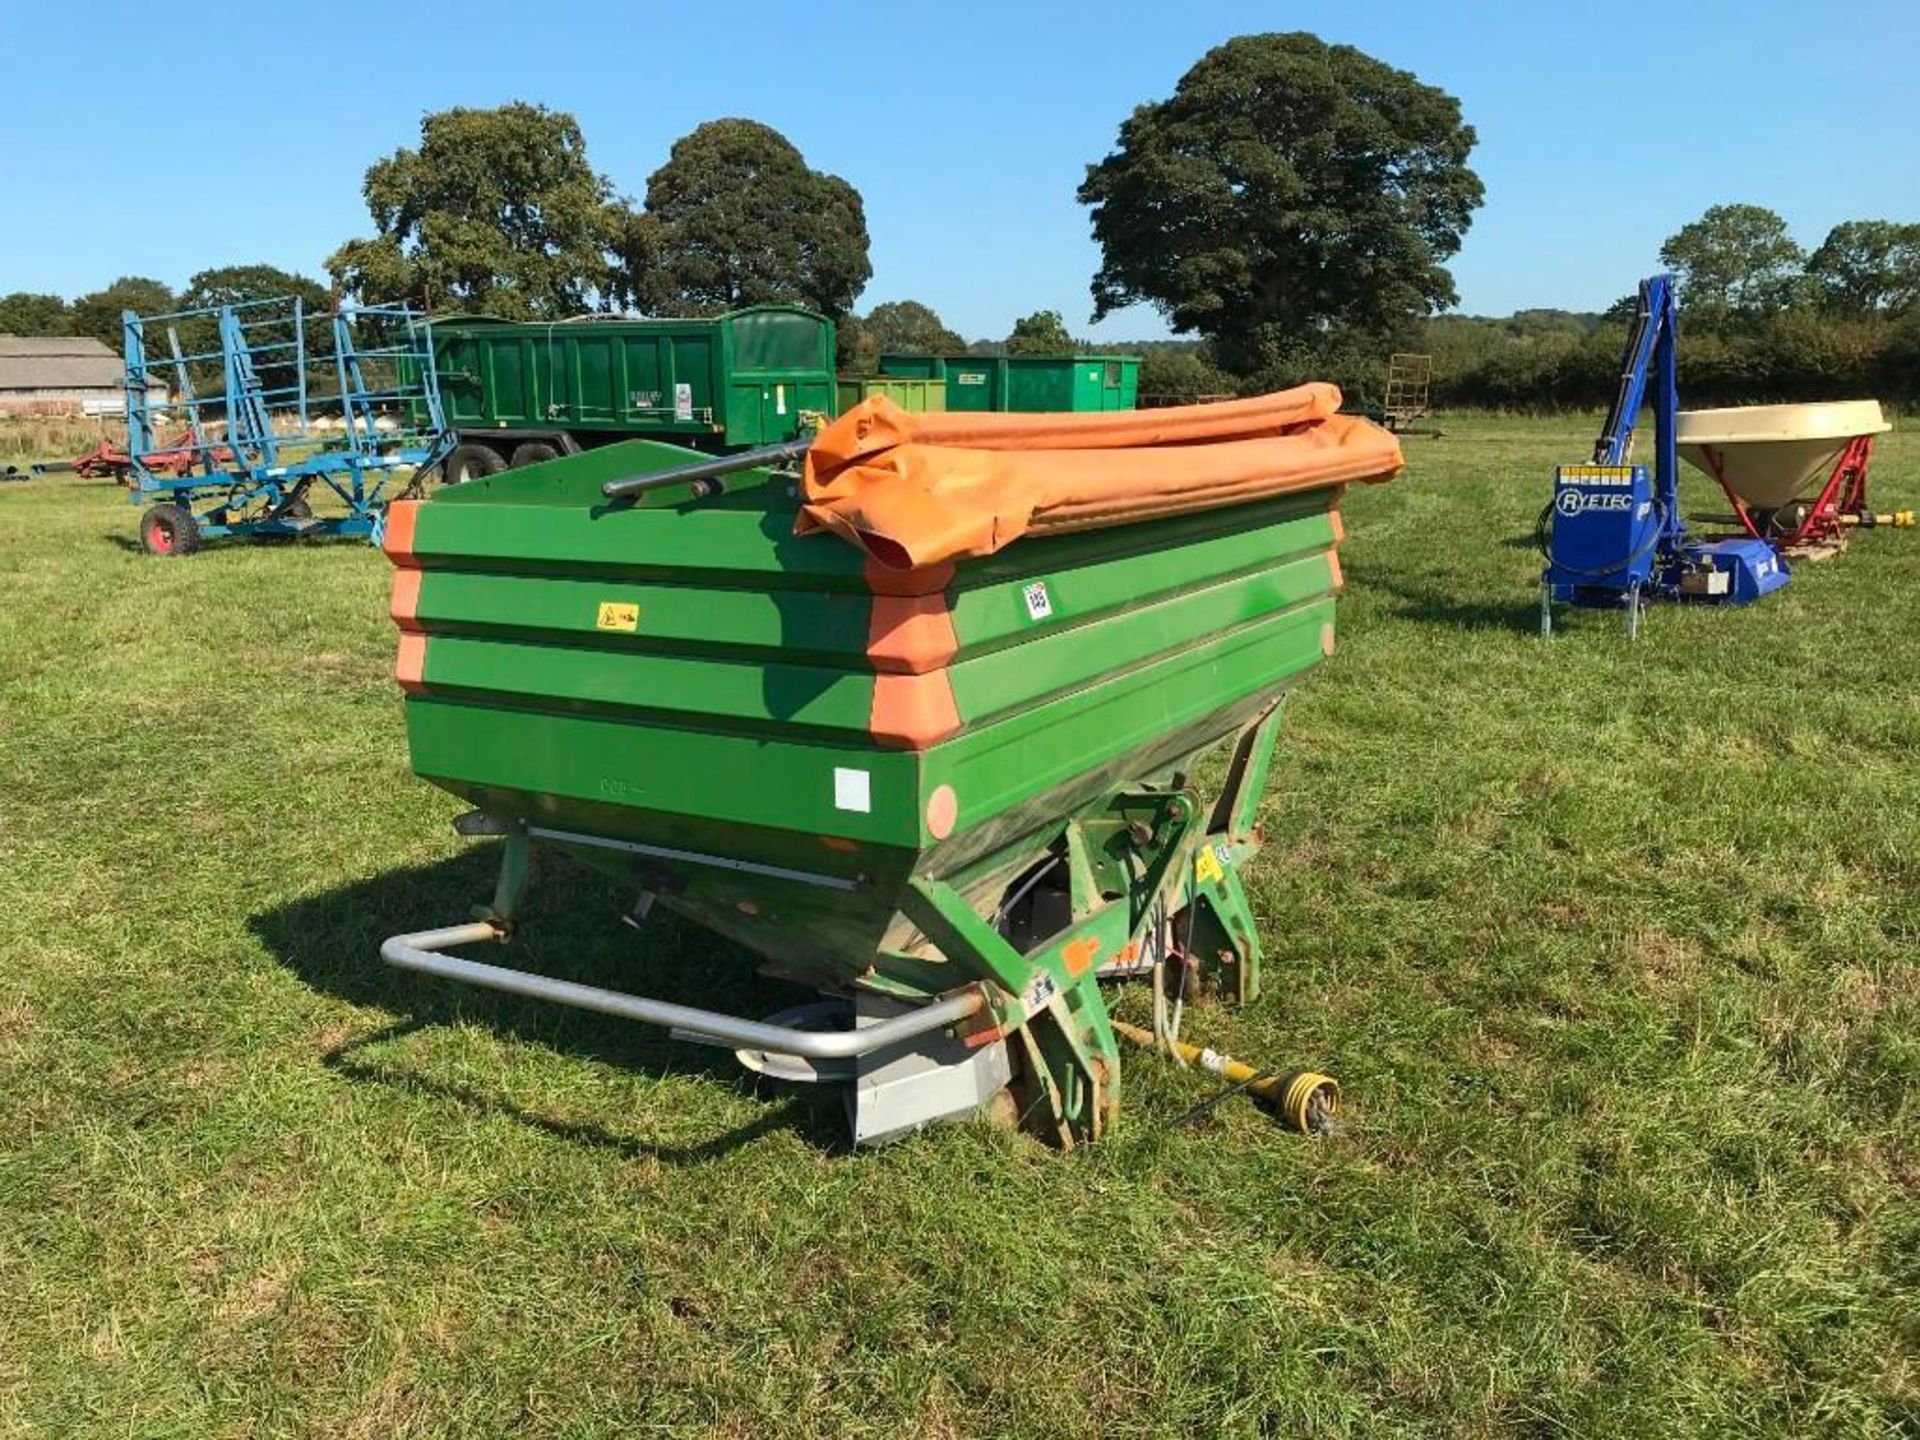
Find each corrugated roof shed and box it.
[0,334,123,390]
[0,335,118,357]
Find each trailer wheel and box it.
[510,441,560,469]
[141,503,201,557]
[445,442,506,485]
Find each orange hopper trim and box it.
[394,632,428,695]
[867,592,959,675]
[869,670,961,750]
[383,498,419,565]
[389,567,424,632]
[386,502,425,690]
[863,558,962,749]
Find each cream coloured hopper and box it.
[1676,400,1890,510]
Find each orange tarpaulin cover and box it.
[798,383,1403,571]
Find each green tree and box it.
[1601,292,1642,324]
[180,263,330,314]
[1138,349,1233,403]
[69,277,175,348]
[1005,309,1075,355]
[0,292,70,336]
[864,299,963,355]
[834,312,876,373]
[626,119,871,317]
[1806,220,1920,316]
[1658,204,1806,327]
[174,264,336,399]
[1502,309,1600,338]
[1078,32,1482,376]
[328,103,625,318]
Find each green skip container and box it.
[380,434,1356,1146]
[836,376,947,413]
[878,353,1140,412]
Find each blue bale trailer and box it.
[123,297,450,555]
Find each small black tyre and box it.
[140,503,201,557]
[445,442,507,485]
[510,440,561,469]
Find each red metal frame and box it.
[69,429,233,483]
[1700,435,1875,552]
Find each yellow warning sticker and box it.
[1194,847,1223,886]
[596,601,640,632]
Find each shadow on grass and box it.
[100,529,388,557]
[1368,572,1545,634]
[249,848,849,1159]
[100,530,279,558]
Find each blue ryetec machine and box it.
[1539,275,1787,637]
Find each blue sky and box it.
[1,0,1913,340]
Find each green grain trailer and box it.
[429,305,835,483]
[836,376,947,413]
[878,353,1140,412]
[379,438,1351,1147]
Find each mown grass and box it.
[1,417,1915,1437]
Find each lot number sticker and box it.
[1023,581,1053,622]
[833,767,872,813]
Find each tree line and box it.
[6,33,1913,410]
[1409,206,1920,411]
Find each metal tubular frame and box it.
[380,920,986,1059]
[122,296,451,546]
[601,437,812,500]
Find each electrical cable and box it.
[1535,497,1669,577]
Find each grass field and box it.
[1,417,1915,1437]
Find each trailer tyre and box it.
[445,442,507,485]
[510,441,560,469]
[141,503,201,557]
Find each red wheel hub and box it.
[148,520,172,553]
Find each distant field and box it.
[1,416,1914,1437]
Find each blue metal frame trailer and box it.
[123,297,450,555]
[1538,275,1787,637]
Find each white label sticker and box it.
[674,382,693,421]
[833,767,871,813]
[1022,581,1053,622]
[776,383,787,415]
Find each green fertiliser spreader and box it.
[380,387,1403,1146]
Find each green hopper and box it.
[380,393,1398,1146]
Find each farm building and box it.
[0,335,164,416]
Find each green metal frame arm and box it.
[901,876,1033,995]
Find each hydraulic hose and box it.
[1535,497,1669,578]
